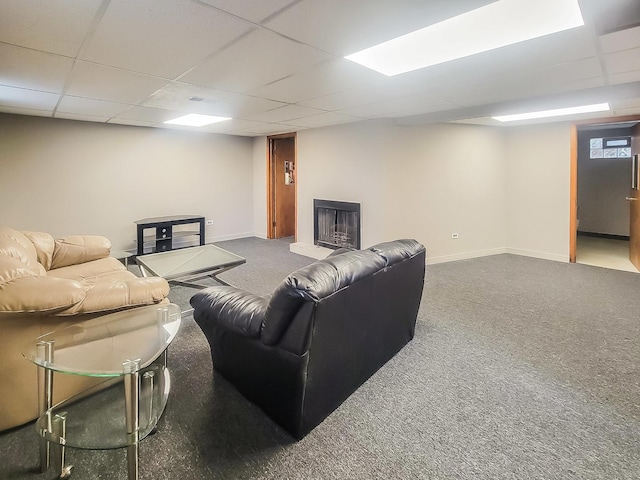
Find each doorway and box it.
[267,133,297,239]
[570,116,640,271]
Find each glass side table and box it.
[22,303,181,480]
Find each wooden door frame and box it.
[570,114,640,262]
[266,132,297,240]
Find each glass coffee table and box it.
[136,244,246,289]
[22,303,181,480]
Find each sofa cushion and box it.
[368,239,424,266]
[57,275,170,315]
[48,257,169,315]
[261,250,386,345]
[51,235,111,270]
[47,256,125,280]
[21,231,55,271]
[0,228,44,276]
[0,276,85,313]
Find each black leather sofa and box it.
[190,239,426,439]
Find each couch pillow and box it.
[51,235,111,269]
[0,228,43,275]
[21,231,55,271]
[0,276,85,313]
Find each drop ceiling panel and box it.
[199,0,300,23]
[609,71,640,85]
[142,82,230,113]
[285,112,362,128]
[200,119,271,134]
[113,106,177,123]
[264,0,495,55]
[604,47,640,75]
[0,85,60,110]
[246,59,383,104]
[0,43,74,93]
[338,95,457,119]
[54,112,110,123]
[236,123,301,135]
[0,0,102,57]
[80,0,253,78]
[107,118,155,127]
[614,106,640,116]
[613,97,640,109]
[65,62,169,104]
[298,88,385,111]
[56,96,132,117]
[179,28,332,93]
[244,104,326,123]
[206,93,287,118]
[442,57,604,108]
[599,25,640,53]
[0,106,53,118]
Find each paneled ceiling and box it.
[1,0,640,136]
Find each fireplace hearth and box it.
[313,199,361,250]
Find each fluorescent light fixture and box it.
[164,114,231,127]
[344,0,584,76]
[492,103,610,122]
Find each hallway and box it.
[576,235,638,273]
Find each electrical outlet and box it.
[451,233,459,239]
[206,220,214,226]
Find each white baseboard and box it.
[290,242,332,259]
[207,232,256,243]
[427,248,507,265]
[506,248,569,263]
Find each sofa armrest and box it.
[51,235,111,270]
[190,286,267,339]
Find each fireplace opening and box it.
[314,199,361,250]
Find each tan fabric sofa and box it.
[0,227,170,432]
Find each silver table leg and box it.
[123,359,141,480]
[37,340,54,473]
[53,412,73,479]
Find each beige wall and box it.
[0,113,254,251]
[296,121,391,248]
[505,122,572,262]
[2,112,576,263]
[294,120,508,262]
[282,120,574,263]
[385,123,507,263]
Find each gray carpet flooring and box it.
[2,237,640,479]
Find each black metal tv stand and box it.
[135,215,205,256]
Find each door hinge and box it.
[272,221,276,227]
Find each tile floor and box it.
[576,235,638,273]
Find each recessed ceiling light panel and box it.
[164,114,231,127]
[344,0,584,76]
[492,103,610,122]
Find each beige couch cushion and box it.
[48,257,169,315]
[51,235,111,269]
[0,227,44,276]
[0,276,85,313]
[21,230,55,271]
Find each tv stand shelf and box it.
[135,215,205,256]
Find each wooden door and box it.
[629,123,640,270]
[270,136,296,238]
